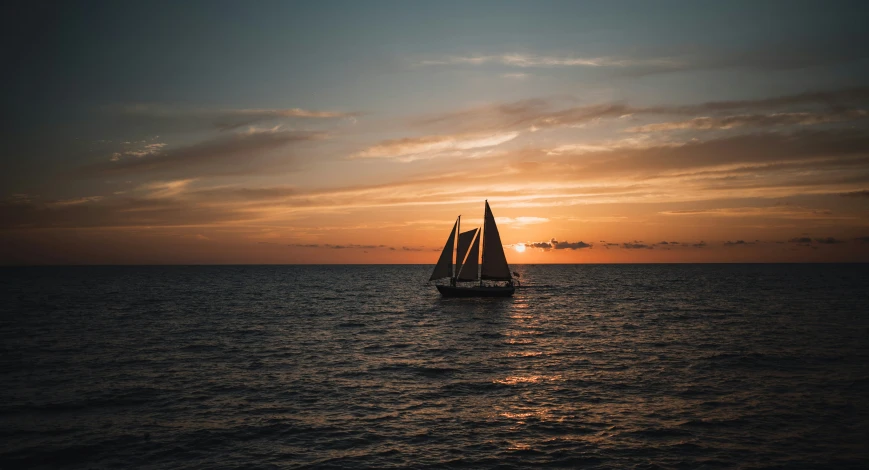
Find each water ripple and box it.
[1,264,868,468]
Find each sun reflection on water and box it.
[494,374,563,385]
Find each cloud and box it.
[110,103,356,132]
[839,190,869,198]
[814,237,844,244]
[615,34,869,76]
[524,238,591,250]
[139,179,196,199]
[622,242,652,249]
[289,243,392,250]
[527,241,554,249]
[412,87,869,137]
[723,240,752,246]
[352,132,518,160]
[78,130,324,178]
[0,195,236,230]
[628,110,867,132]
[46,196,104,207]
[669,87,869,114]
[419,54,681,69]
[415,100,635,134]
[576,129,869,179]
[553,240,592,250]
[417,34,869,76]
[789,237,813,244]
[659,206,847,220]
[693,241,707,248]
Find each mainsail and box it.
[481,201,512,280]
[457,230,480,281]
[429,218,457,280]
[455,228,478,276]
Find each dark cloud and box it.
[789,237,813,244]
[839,190,869,198]
[0,195,239,230]
[723,240,752,246]
[682,87,869,113]
[814,237,843,244]
[577,129,869,178]
[77,130,324,179]
[630,109,867,133]
[290,243,392,250]
[528,241,554,249]
[414,87,869,135]
[553,240,592,250]
[623,242,653,249]
[524,238,592,250]
[693,241,707,248]
[856,236,869,243]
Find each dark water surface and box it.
[2,264,868,469]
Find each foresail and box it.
[481,201,512,280]
[429,219,457,280]
[457,230,480,281]
[455,229,478,275]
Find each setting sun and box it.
[514,243,526,253]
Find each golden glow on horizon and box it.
[514,243,526,253]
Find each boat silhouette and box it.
[430,201,517,297]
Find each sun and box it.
[514,243,526,253]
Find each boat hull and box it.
[436,285,515,297]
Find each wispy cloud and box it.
[659,206,846,220]
[628,110,867,132]
[411,87,869,137]
[78,129,325,178]
[419,53,682,69]
[139,179,196,199]
[46,196,104,207]
[839,189,869,198]
[352,132,518,161]
[109,103,357,132]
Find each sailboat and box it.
[430,200,516,297]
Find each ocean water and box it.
[1,264,868,469]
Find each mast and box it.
[455,215,460,283]
[480,200,486,286]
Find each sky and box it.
[2,0,869,264]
